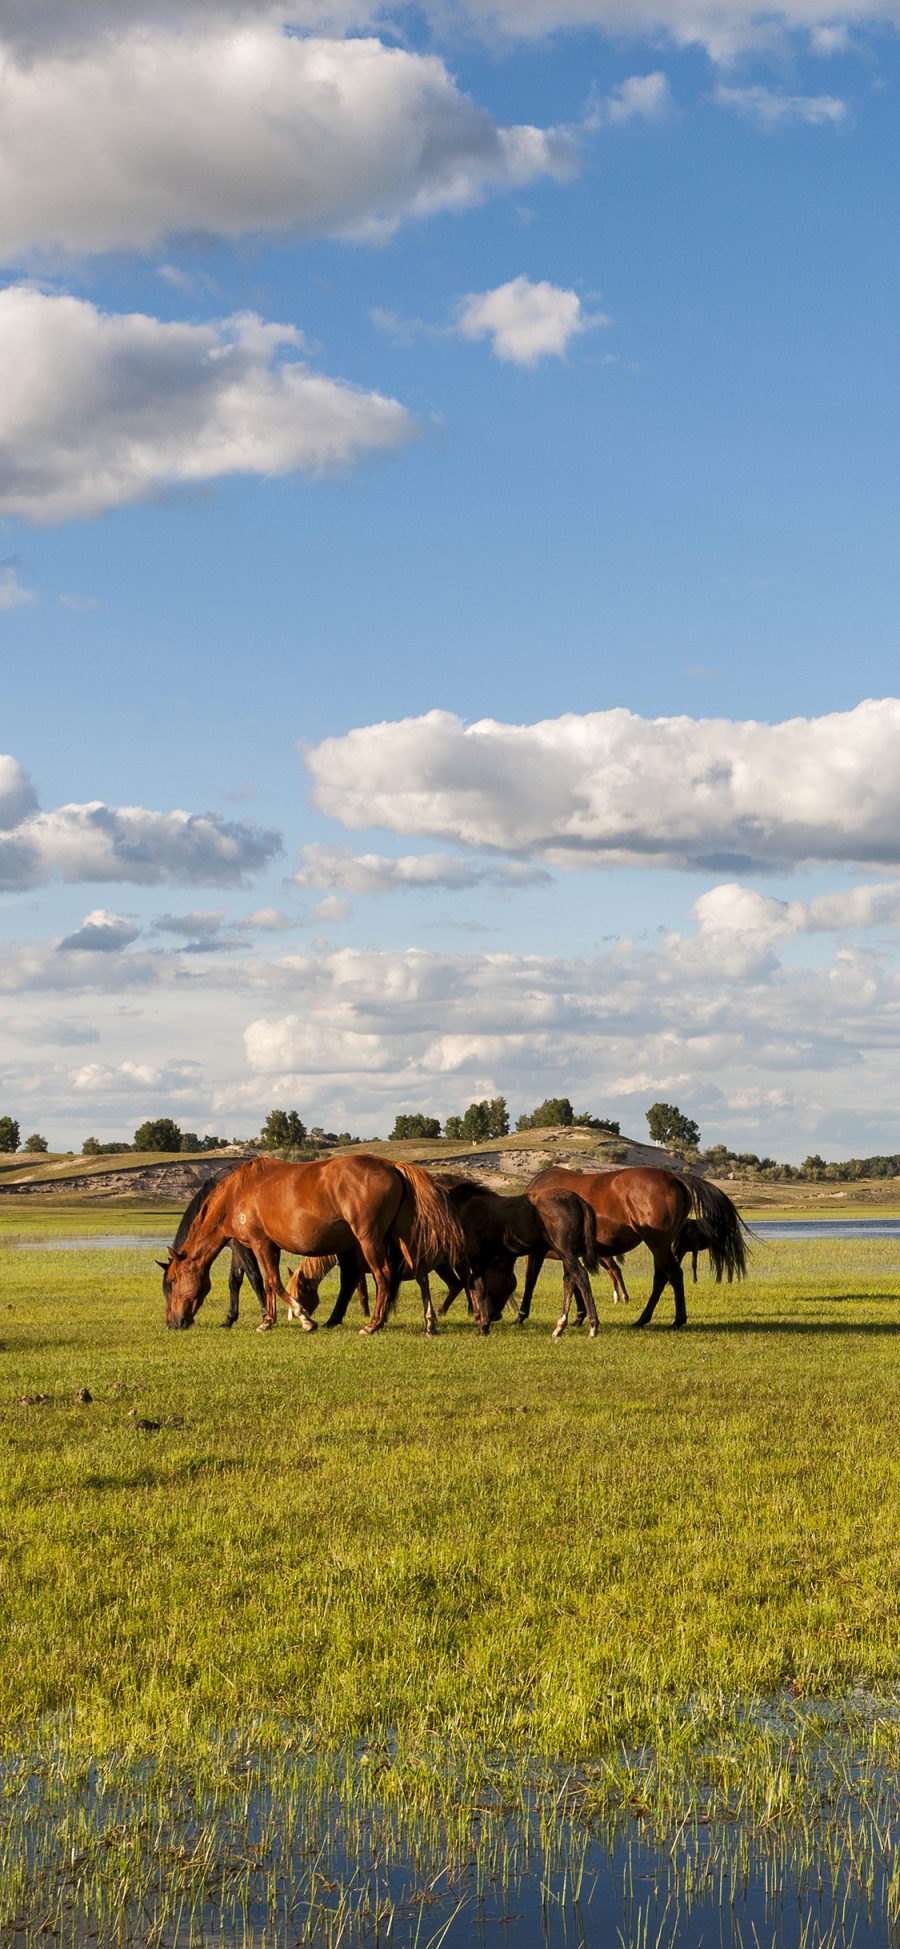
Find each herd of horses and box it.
[161,1153,749,1337]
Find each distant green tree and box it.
[576,1113,620,1135]
[179,1132,201,1152]
[134,1117,183,1153]
[516,1097,575,1133]
[0,1116,20,1152]
[260,1109,307,1151]
[645,1103,701,1151]
[443,1115,463,1140]
[802,1153,827,1179]
[390,1113,442,1141]
[82,1136,103,1156]
[22,1133,49,1153]
[460,1100,492,1142]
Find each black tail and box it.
[574,1194,602,1273]
[673,1174,750,1283]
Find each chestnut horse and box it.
[522,1166,748,1330]
[162,1154,465,1333]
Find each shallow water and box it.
[6,1746,897,1949]
[14,1217,900,1251]
[15,1232,167,1249]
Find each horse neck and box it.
[181,1191,229,1267]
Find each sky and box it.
[3,0,900,1158]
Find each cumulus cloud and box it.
[0,26,572,261]
[292,842,551,893]
[0,754,38,829]
[0,764,281,891]
[455,276,605,366]
[304,700,900,873]
[70,1056,202,1094]
[58,909,141,952]
[714,84,848,126]
[0,288,416,524]
[424,0,900,61]
[0,561,36,609]
[590,72,672,125]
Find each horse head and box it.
[161,1245,211,1328]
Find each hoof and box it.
[588,1324,599,1338]
[672,1319,687,1331]
[256,1318,275,1334]
[219,1320,235,1329]
[632,1317,650,1330]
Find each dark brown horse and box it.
[434,1179,603,1336]
[674,1217,714,1284]
[523,1166,748,1329]
[162,1154,465,1333]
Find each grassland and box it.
[1,1206,898,1941]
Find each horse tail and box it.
[674,1173,750,1284]
[392,1163,467,1277]
[574,1194,601,1273]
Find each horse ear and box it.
[156,1259,168,1271]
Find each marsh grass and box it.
[1,1213,898,1942]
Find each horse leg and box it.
[516,1248,544,1324]
[469,1273,492,1336]
[323,1251,366,1328]
[222,1248,242,1327]
[552,1268,579,1338]
[438,1268,465,1315]
[255,1240,316,1333]
[692,1251,699,1284]
[358,1236,396,1334]
[561,1252,599,1337]
[634,1243,686,1329]
[418,1273,438,1336]
[357,1274,370,1318]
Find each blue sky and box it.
[3,0,900,1156]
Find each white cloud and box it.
[0,562,36,609]
[714,84,848,126]
[58,909,141,952]
[315,895,353,923]
[304,700,900,872]
[592,72,672,125]
[423,0,900,61]
[0,765,282,891]
[0,26,572,261]
[0,0,894,64]
[0,755,38,829]
[239,907,298,932]
[70,1057,202,1095]
[59,592,100,611]
[292,842,551,893]
[456,276,604,366]
[0,288,416,524]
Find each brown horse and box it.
[162,1154,465,1333]
[522,1165,748,1330]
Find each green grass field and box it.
[1,1207,898,1940]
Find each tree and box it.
[134,1117,183,1153]
[390,1113,442,1141]
[22,1133,49,1153]
[460,1100,492,1142]
[0,1116,20,1152]
[82,1136,103,1156]
[516,1097,575,1133]
[260,1109,307,1151]
[444,1115,463,1140]
[645,1103,701,1152]
[576,1113,620,1135]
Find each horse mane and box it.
[171,1163,243,1251]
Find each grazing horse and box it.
[433,1179,603,1336]
[162,1154,465,1334]
[523,1166,748,1330]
